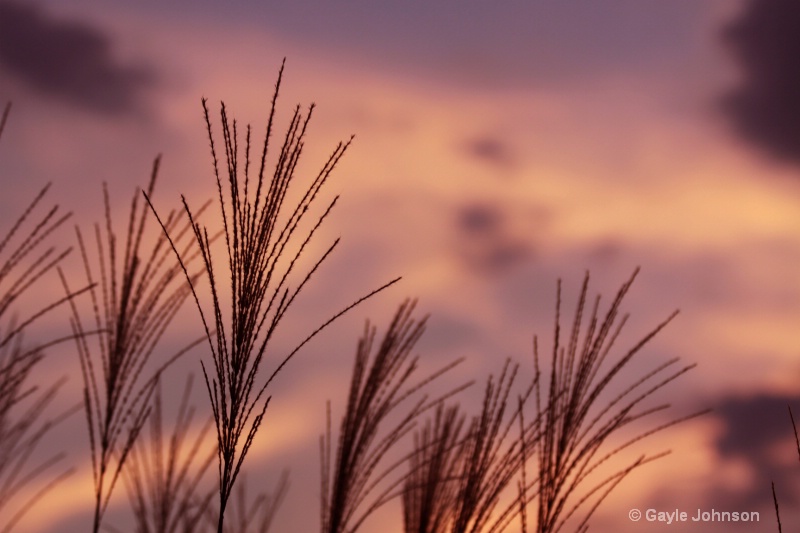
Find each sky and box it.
[2,0,800,531]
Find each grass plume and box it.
[402,403,466,533]
[146,60,400,533]
[206,471,289,533]
[0,103,82,532]
[321,300,466,533]
[532,269,706,533]
[448,360,539,533]
[116,375,216,533]
[60,158,208,533]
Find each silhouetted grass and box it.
[59,159,209,533]
[789,406,800,462]
[448,360,542,533]
[401,359,543,533]
[399,270,703,533]
[0,103,9,140]
[772,405,800,532]
[321,300,466,533]
[532,269,707,533]
[114,375,216,533]
[0,338,74,533]
[0,102,86,533]
[2,69,709,533]
[402,403,465,533]
[206,471,289,533]
[147,60,400,533]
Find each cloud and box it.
[711,392,800,507]
[462,136,515,168]
[720,0,800,165]
[455,203,533,275]
[0,1,155,114]
[193,1,711,91]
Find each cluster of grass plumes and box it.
[0,102,89,533]
[0,338,74,533]
[115,375,216,533]
[148,60,400,533]
[402,402,466,533]
[59,158,210,533]
[1,64,706,533]
[397,270,705,533]
[401,361,546,533]
[446,360,541,533]
[321,300,467,533]
[531,269,708,533]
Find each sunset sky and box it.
[2,1,800,531]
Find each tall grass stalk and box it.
[0,338,74,533]
[60,159,208,533]
[116,375,216,533]
[447,360,541,533]
[0,102,86,532]
[533,269,706,533]
[0,103,9,140]
[449,363,511,533]
[401,362,544,533]
[147,60,400,533]
[772,405,800,532]
[402,403,465,533]
[207,471,289,533]
[321,300,466,533]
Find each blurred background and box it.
[1,0,800,531]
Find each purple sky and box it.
[2,1,800,531]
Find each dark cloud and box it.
[586,239,625,264]
[0,1,155,114]
[711,392,800,508]
[462,136,514,168]
[721,0,800,165]
[455,203,533,274]
[153,1,708,90]
[459,204,501,234]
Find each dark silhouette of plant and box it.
[0,102,86,533]
[59,159,209,533]
[0,102,8,140]
[448,360,542,533]
[532,269,706,533]
[1,68,708,533]
[205,471,289,533]
[321,300,466,533]
[114,375,216,533]
[400,270,703,533]
[517,394,530,533]
[0,104,74,351]
[147,60,401,533]
[772,405,800,532]
[402,403,465,533]
[0,338,74,533]
[403,359,543,533]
